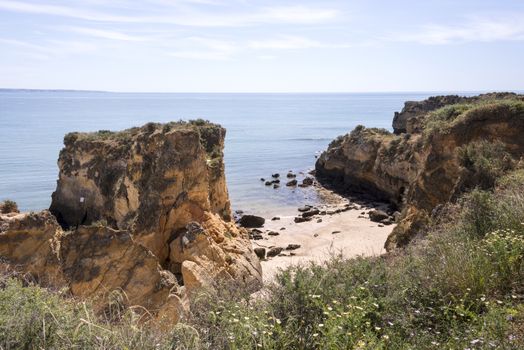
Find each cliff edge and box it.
[316,93,524,250]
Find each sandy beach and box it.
[246,188,395,282]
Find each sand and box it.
[251,193,394,283]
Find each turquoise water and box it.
[0,91,465,216]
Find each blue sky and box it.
[0,0,523,92]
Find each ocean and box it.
[0,91,471,216]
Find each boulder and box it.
[286,179,298,186]
[254,248,266,260]
[238,215,265,228]
[294,216,312,223]
[298,205,312,212]
[267,247,283,257]
[369,210,389,222]
[302,177,314,186]
[302,209,320,218]
[272,173,280,178]
[286,244,301,250]
[286,172,296,178]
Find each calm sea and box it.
[0,91,475,216]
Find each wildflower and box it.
[312,333,319,337]
[318,323,324,327]
[275,318,281,325]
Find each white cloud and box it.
[248,35,322,50]
[169,36,238,60]
[0,0,339,27]
[66,27,145,41]
[248,35,351,50]
[389,14,524,45]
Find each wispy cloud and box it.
[248,35,351,50]
[389,14,524,44]
[169,37,238,60]
[66,26,146,41]
[0,1,340,27]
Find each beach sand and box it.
[249,190,395,283]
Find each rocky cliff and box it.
[317,93,524,250]
[1,120,261,323]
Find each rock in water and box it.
[286,179,297,186]
[302,177,314,186]
[369,210,389,222]
[238,215,265,228]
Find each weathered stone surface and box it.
[49,121,231,263]
[316,126,419,207]
[169,213,262,295]
[317,94,524,250]
[0,211,64,285]
[1,120,262,324]
[60,225,182,317]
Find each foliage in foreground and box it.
[2,171,524,349]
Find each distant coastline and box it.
[0,88,108,93]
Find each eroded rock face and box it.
[0,211,64,285]
[317,94,524,250]
[49,121,231,263]
[316,126,421,207]
[2,121,261,324]
[60,225,183,316]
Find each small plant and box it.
[0,199,19,214]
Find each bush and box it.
[0,277,186,349]
[458,140,515,190]
[0,199,19,214]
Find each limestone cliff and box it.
[2,120,261,323]
[392,92,520,134]
[317,93,524,250]
[49,121,232,262]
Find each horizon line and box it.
[2,88,523,94]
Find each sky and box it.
[0,0,523,92]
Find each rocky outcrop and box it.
[392,92,520,134]
[317,93,524,250]
[49,121,232,263]
[0,211,64,285]
[2,121,261,323]
[316,126,421,207]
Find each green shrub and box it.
[458,140,515,190]
[0,199,19,214]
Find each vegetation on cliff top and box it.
[3,167,524,349]
[422,98,524,137]
[63,119,222,144]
